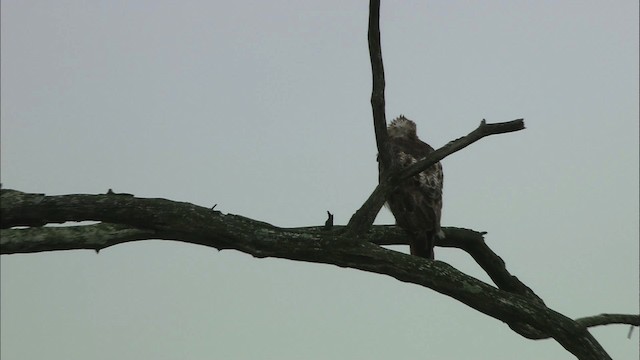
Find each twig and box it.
[324,211,334,230]
[575,313,640,329]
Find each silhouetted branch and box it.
[399,119,524,181]
[323,211,334,230]
[344,118,525,236]
[576,314,640,329]
[1,222,155,253]
[358,1,526,239]
[1,189,634,359]
[506,314,640,341]
[0,214,534,305]
[368,0,389,166]
[365,225,543,304]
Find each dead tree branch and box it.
[576,314,640,329]
[0,222,155,253]
[345,118,525,236]
[348,0,525,238]
[1,188,636,360]
[368,0,389,166]
[365,225,543,304]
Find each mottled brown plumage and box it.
[380,115,443,259]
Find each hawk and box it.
[379,115,444,259]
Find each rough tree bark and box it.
[0,1,637,359]
[1,190,638,359]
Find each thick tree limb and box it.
[366,225,544,305]
[1,189,636,359]
[0,223,155,253]
[9,218,636,338]
[345,118,525,236]
[0,218,539,305]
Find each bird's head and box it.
[388,115,417,139]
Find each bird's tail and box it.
[410,232,435,259]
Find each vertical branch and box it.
[368,0,389,164]
[344,0,389,236]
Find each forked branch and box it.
[350,2,525,237]
[1,189,637,359]
[344,118,525,236]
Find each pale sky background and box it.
[1,1,638,359]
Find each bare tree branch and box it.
[0,215,542,307]
[398,119,524,181]
[576,314,640,329]
[365,225,544,304]
[0,223,155,253]
[357,1,526,240]
[8,218,635,339]
[344,118,525,236]
[368,0,389,166]
[506,314,640,341]
[1,189,636,359]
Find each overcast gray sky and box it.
[1,1,638,359]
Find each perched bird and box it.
[379,115,444,259]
